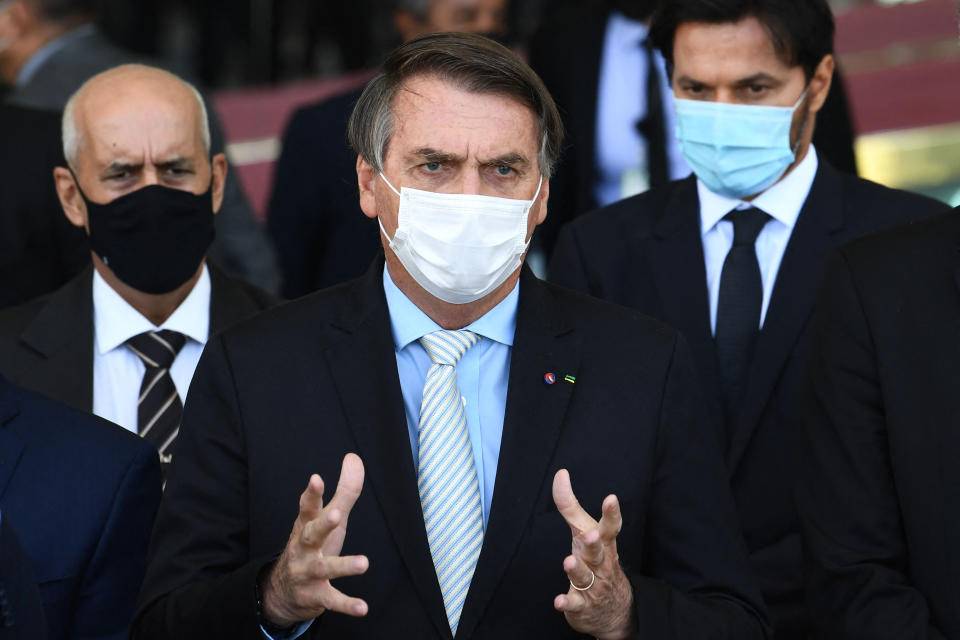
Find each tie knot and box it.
[726,208,770,247]
[420,330,479,366]
[126,330,187,370]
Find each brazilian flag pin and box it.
[563,375,576,384]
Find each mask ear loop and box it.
[377,173,402,242]
[790,85,812,157]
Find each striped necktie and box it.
[126,330,187,479]
[417,329,483,634]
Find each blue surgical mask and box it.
[674,88,809,200]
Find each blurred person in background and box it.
[0,65,275,481]
[267,0,510,299]
[799,207,960,639]
[528,0,859,262]
[0,103,87,309]
[0,0,282,293]
[548,0,947,637]
[0,373,161,640]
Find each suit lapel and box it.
[645,179,725,433]
[727,164,845,471]
[0,378,23,501]
[456,268,579,640]
[320,261,451,639]
[18,269,95,412]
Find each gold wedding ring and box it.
[570,568,596,591]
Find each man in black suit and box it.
[134,33,768,639]
[798,209,960,638]
[0,0,281,292]
[528,0,859,260]
[0,65,274,474]
[547,1,948,638]
[0,374,162,640]
[267,0,510,298]
[0,103,88,309]
[0,511,46,640]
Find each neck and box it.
[385,253,520,330]
[93,254,203,327]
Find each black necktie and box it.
[127,330,187,479]
[715,208,770,430]
[636,36,669,188]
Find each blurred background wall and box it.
[89,0,960,215]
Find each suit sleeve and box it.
[547,223,594,295]
[133,336,278,640]
[629,335,770,639]
[797,250,947,640]
[71,441,162,639]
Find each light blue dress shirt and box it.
[383,266,516,531]
[264,267,517,639]
[594,11,690,206]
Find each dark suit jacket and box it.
[0,265,276,413]
[0,375,162,639]
[4,26,282,293]
[132,260,769,639]
[0,513,47,640]
[267,86,381,298]
[527,3,860,259]
[548,162,948,639]
[0,105,88,310]
[799,210,960,639]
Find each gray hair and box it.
[62,65,211,167]
[347,32,564,178]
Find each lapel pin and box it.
[564,375,576,384]
[544,372,556,385]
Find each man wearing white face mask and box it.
[135,32,770,640]
[548,1,948,639]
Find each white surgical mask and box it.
[378,173,542,305]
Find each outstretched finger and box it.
[328,453,365,516]
[301,506,344,547]
[552,469,597,535]
[321,585,369,618]
[563,554,596,595]
[297,474,325,526]
[308,554,369,581]
[598,494,623,544]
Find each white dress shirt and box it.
[92,266,211,434]
[594,11,690,207]
[699,146,819,335]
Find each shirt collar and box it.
[92,265,211,355]
[698,144,819,235]
[15,24,96,87]
[382,266,518,351]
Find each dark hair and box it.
[347,32,564,177]
[649,0,835,80]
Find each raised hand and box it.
[552,469,637,640]
[261,453,369,627]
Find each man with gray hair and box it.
[268,0,510,298]
[136,33,767,640]
[0,0,282,293]
[0,64,275,480]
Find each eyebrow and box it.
[411,148,463,164]
[675,72,780,87]
[409,148,530,167]
[102,156,190,174]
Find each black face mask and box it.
[79,182,216,295]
